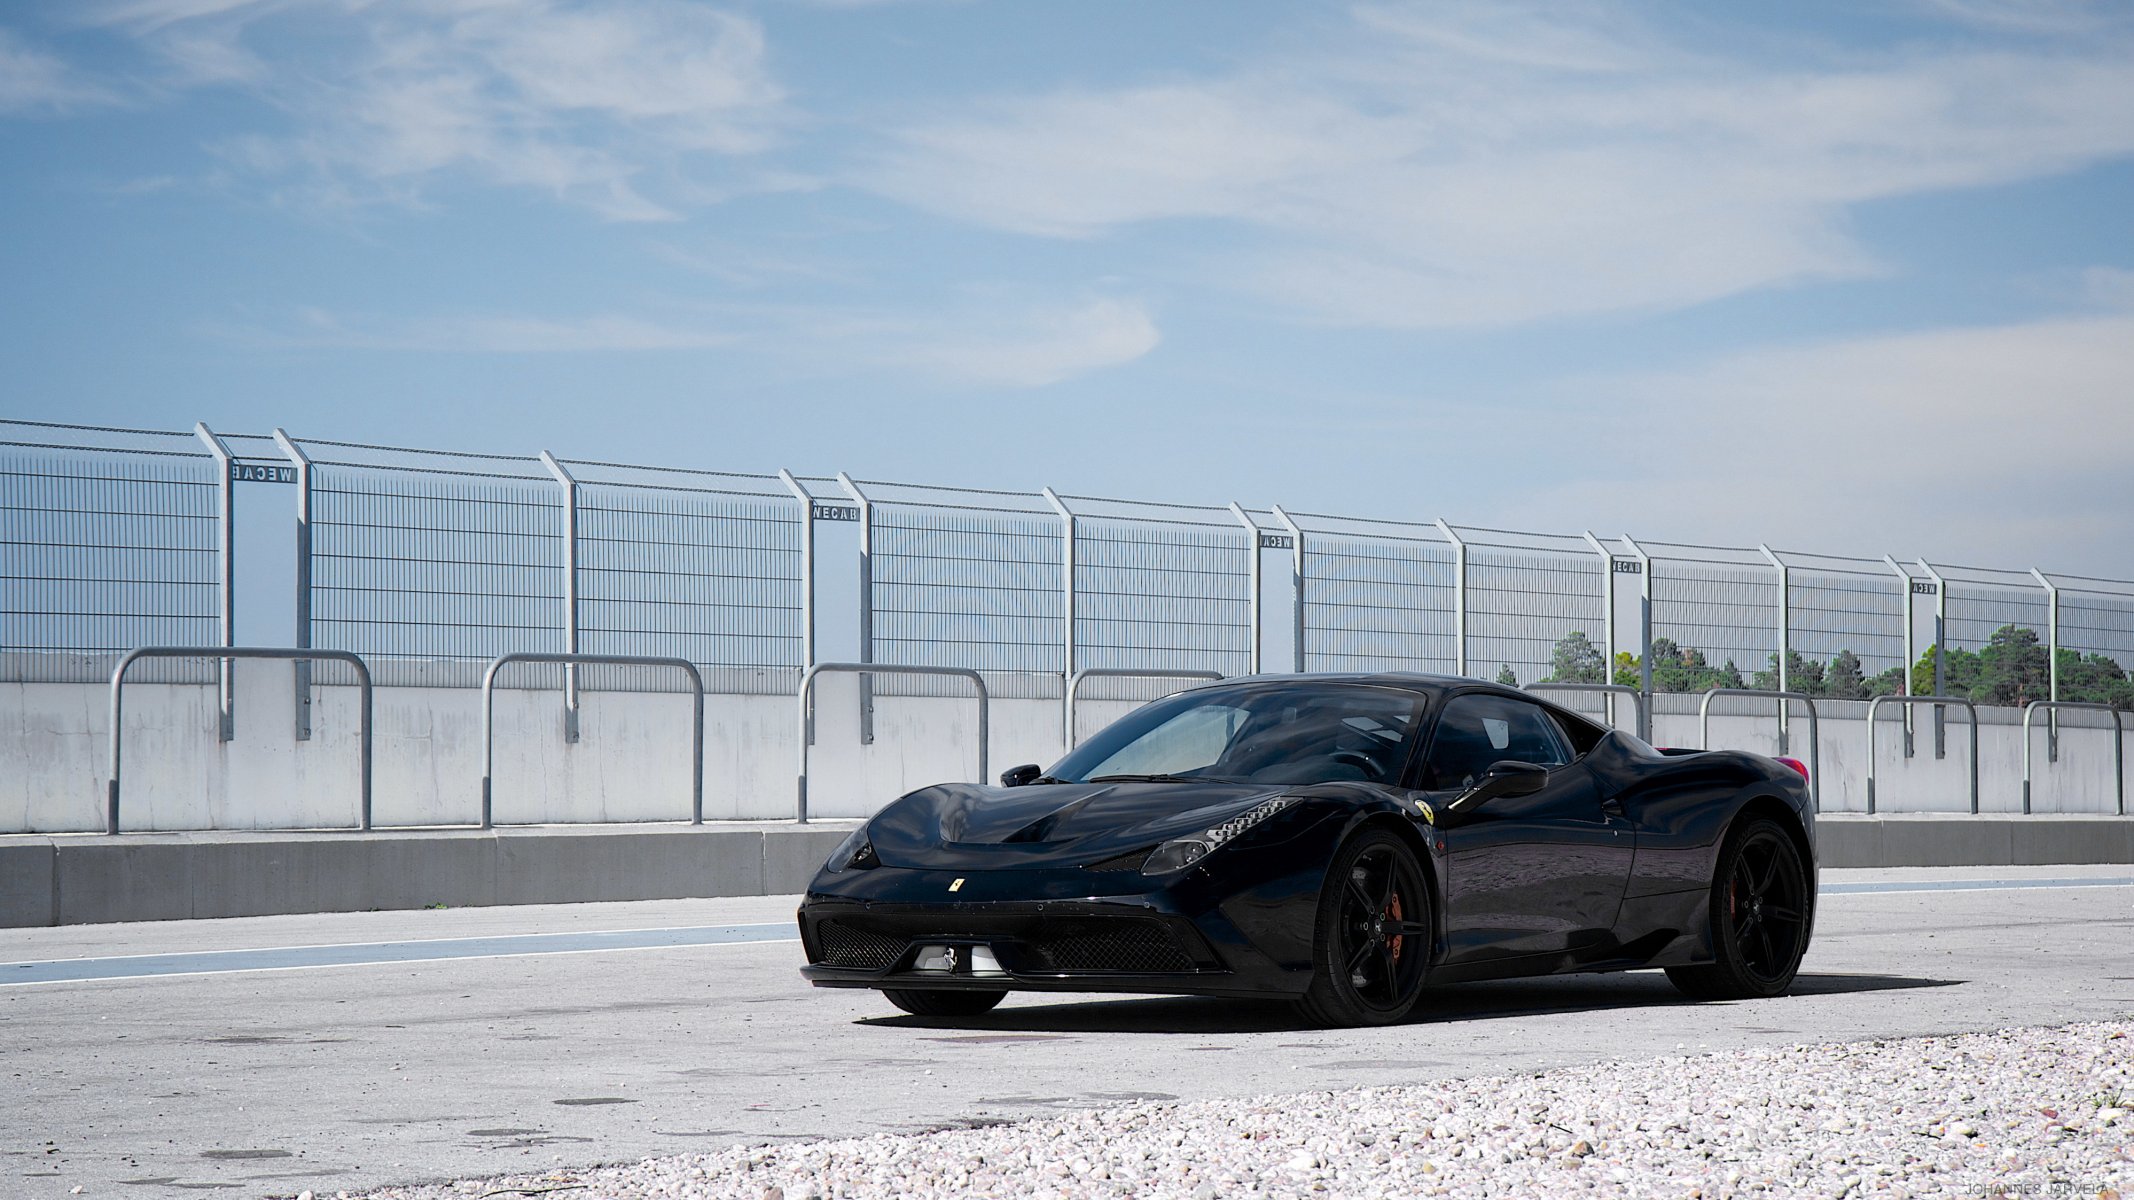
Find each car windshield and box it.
[1048,683,1425,787]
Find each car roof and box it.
[1194,671,1523,698]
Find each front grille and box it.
[1022,921,1196,973]
[814,919,906,971]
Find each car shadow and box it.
[854,971,1964,1035]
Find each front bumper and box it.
[797,866,1312,999]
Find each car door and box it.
[1419,692,1635,965]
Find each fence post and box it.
[1620,535,1654,741]
[1229,503,1264,674]
[194,422,236,742]
[1271,505,1306,672]
[1043,488,1077,705]
[538,452,582,743]
[1884,555,1917,758]
[777,470,816,746]
[1434,520,1467,678]
[273,429,314,741]
[1920,560,1948,759]
[1581,532,1617,726]
[2032,568,2060,763]
[836,472,875,744]
[1759,545,1790,754]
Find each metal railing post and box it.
[1524,682,1646,743]
[1697,687,1821,811]
[1229,503,1264,675]
[537,452,582,743]
[1620,535,1655,741]
[836,473,876,744]
[109,646,372,834]
[194,423,237,742]
[1866,694,1979,815]
[796,663,989,824]
[480,652,704,829]
[2022,700,2124,816]
[1434,520,1467,678]
[273,429,315,741]
[1065,668,1223,749]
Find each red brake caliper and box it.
[1386,892,1404,964]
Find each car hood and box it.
[865,780,1295,870]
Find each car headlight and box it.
[824,825,878,872]
[1142,797,1296,875]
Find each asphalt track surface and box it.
[4,866,2131,1198]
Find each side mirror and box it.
[999,763,1043,788]
[1444,760,1548,816]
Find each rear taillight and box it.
[1775,756,1809,782]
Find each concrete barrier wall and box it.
[1649,697,2127,816]
[0,667,1143,833]
[3,672,2124,833]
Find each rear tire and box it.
[881,988,1007,1017]
[1296,828,1432,1027]
[1666,818,1810,1000]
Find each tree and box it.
[1544,631,1604,684]
[1969,624,2050,707]
[1754,651,1825,696]
[1613,651,1640,688]
[1865,666,1906,698]
[1495,664,1518,687]
[1912,643,1980,699]
[1824,650,1869,700]
[2059,648,2134,711]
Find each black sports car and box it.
[797,673,1816,1026]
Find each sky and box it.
[2,0,2132,578]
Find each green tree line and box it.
[1528,626,2133,710]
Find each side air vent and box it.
[1083,847,1156,873]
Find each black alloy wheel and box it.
[1667,818,1811,1000]
[1298,828,1432,1027]
[882,988,1008,1018]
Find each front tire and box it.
[1297,828,1432,1027]
[1667,818,1810,1000]
[881,988,1006,1017]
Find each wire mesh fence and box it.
[853,477,1064,700]
[1062,493,1254,681]
[0,420,219,684]
[564,458,802,695]
[1454,525,1606,689]
[299,437,566,688]
[3,419,2130,716]
[1290,511,1457,675]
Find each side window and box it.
[1420,694,1571,790]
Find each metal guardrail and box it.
[480,653,705,830]
[2022,700,2126,816]
[1698,688,1822,812]
[797,663,987,824]
[108,646,373,836]
[1524,682,1648,741]
[1064,668,1222,749]
[1866,694,1980,815]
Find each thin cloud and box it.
[80,0,786,219]
[859,4,2134,329]
[889,297,1161,388]
[1488,309,2134,574]
[0,29,117,113]
[240,307,739,353]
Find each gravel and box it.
[347,1019,2133,1200]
